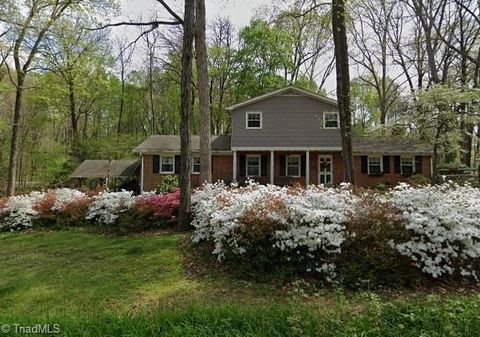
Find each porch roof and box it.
[133,135,231,154]
[70,159,140,178]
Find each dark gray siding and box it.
[231,94,341,148]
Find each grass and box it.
[0,229,479,336]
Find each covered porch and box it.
[232,150,342,186]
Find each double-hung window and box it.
[192,156,200,174]
[368,156,382,175]
[246,155,261,176]
[401,157,414,175]
[286,155,301,177]
[160,155,174,173]
[246,112,262,129]
[324,112,339,128]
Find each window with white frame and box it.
[324,112,339,128]
[192,156,200,174]
[368,156,382,174]
[401,157,414,175]
[160,155,174,173]
[246,155,261,176]
[286,155,301,177]
[246,112,262,129]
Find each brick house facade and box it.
[134,87,433,192]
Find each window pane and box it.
[368,157,381,174]
[324,113,338,128]
[161,156,174,172]
[401,158,413,175]
[246,156,260,176]
[247,113,261,128]
[287,166,300,176]
[193,157,200,173]
[287,156,300,176]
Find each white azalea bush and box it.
[192,181,358,279]
[192,181,480,284]
[0,192,45,231]
[85,190,135,225]
[387,183,480,280]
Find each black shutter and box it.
[415,156,422,174]
[394,156,401,174]
[301,154,306,177]
[261,155,268,176]
[279,155,286,176]
[153,155,160,174]
[361,156,368,174]
[239,154,246,176]
[383,155,390,173]
[174,155,181,174]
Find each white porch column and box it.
[233,150,237,181]
[270,151,274,184]
[305,150,310,186]
[140,154,144,193]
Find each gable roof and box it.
[133,135,231,154]
[70,159,140,178]
[226,86,338,111]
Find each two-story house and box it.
[134,86,433,192]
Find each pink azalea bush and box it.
[135,190,180,221]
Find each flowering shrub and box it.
[192,181,358,279]
[0,189,180,232]
[135,189,180,222]
[192,181,480,284]
[388,183,480,279]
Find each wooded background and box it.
[0,0,479,195]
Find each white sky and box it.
[116,0,337,95]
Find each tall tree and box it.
[177,0,196,230]
[195,0,212,183]
[332,0,355,183]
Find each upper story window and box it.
[368,156,382,175]
[246,112,262,129]
[246,155,261,176]
[323,112,339,128]
[192,156,200,174]
[160,155,174,173]
[286,155,301,177]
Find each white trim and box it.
[306,151,310,185]
[226,86,338,111]
[318,154,333,186]
[245,111,263,129]
[140,154,144,192]
[286,154,301,177]
[159,154,175,174]
[367,155,383,174]
[192,156,200,174]
[246,154,261,177]
[323,112,339,129]
[270,151,274,184]
[232,146,342,151]
[233,151,237,181]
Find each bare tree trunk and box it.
[178,0,195,230]
[332,0,355,184]
[195,0,211,184]
[7,73,25,196]
[67,79,78,145]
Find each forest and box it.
[0,0,479,196]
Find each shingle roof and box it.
[132,134,432,155]
[70,160,140,178]
[352,135,433,155]
[133,135,231,154]
[226,86,338,111]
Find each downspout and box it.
[140,154,144,193]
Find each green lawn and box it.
[1,230,479,336]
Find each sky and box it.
[115,0,337,96]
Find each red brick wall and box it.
[142,154,232,192]
[354,155,433,187]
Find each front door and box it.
[318,155,333,185]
